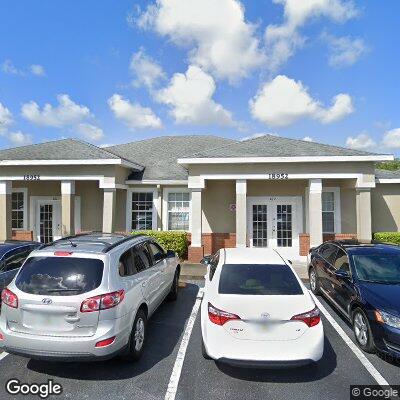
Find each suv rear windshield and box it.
[15,257,104,296]
[218,264,303,295]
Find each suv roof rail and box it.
[38,232,147,252]
[102,234,147,253]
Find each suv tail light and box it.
[81,290,125,313]
[291,306,320,327]
[208,302,240,326]
[95,336,116,348]
[1,288,18,309]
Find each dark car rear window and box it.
[15,257,104,296]
[218,264,303,295]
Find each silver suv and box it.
[0,233,180,362]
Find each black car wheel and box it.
[167,269,179,301]
[123,309,147,361]
[309,267,320,295]
[352,308,376,354]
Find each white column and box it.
[103,189,116,233]
[61,180,75,236]
[156,185,162,231]
[356,188,372,242]
[309,178,323,247]
[191,188,202,247]
[236,179,247,248]
[0,181,12,241]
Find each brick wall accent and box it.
[11,230,34,241]
[299,233,357,256]
[187,246,204,263]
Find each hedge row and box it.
[373,232,400,245]
[131,230,188,259]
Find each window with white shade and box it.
[322,191,335,233]
[167,192,190,230]
[131,192,154,230]
[11,190,26,230]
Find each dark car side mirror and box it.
[200,255,212,265]
[335,269,350,279]
[166,250,176,258]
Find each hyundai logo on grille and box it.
[42,298,52,305]
[261,312,270,319]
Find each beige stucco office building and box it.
[0,134,399,262]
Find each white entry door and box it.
[36,200,61,243]
[247,196,302,257]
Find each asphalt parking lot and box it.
[0,282,399,400]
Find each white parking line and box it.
[0,352,9,361]
[165,289,204,400]
[311,292,390,387]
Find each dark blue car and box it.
[0,241,40,293]
[308,241,400,357]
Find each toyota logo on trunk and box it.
[42,298,52,305]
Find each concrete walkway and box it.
[180,260,309,281]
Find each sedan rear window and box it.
[218,264,303,295]
[15,257,104,296]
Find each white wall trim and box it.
[376,179,400,184]
[178,155,393,165]
[125,187,158,232]
[126,179,188,185]
[322,187,342,234]
[61,180,75,195]
[11,187,28,231]
[0,181,12,195]
[162,187,191,232]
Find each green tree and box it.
[376,159,400,171]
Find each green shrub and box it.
[131,230,188,259]
[373,232,400,245]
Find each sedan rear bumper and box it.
[217,357,315,369]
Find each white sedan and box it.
[200,248,324,367]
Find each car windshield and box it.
[352,253,400,284]
[15,256,104,295]
[218,264,303,295]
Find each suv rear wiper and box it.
[45,288,81,292]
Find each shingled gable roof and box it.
[181,134,389,159]
[0,138,143,169]
[106,135,236,181]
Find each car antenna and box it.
[68,239,77,248]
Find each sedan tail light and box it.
[1,288,18,309]
[81,290,125,313]
[291,306,320,327]
[208,302,240,326]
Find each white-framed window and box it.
[11,188,27,231]
[163,188,191,231]
[322,187,341,234]
[126,188,157,231]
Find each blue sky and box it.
[0,0,399,155]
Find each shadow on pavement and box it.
[215,335,337,383]
[26,283,199,380]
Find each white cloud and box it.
[249,75,354,127]
[7,131,33,146]
[156,65,234,126]
[382,128,400,150]
[21,94,91,127]
[0,102,13,132]
[1,60,20,75]
[324,33,368,67]
[108,94,162,130]
[1,60,46,77]
[265,0,358,70]
[241,132,278,141]
[30,64,46,76]
[303,136,314,142]
[76,123,104,141]
[346,133,376,150]
[130,48,166,89]
[137,0,265,82]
